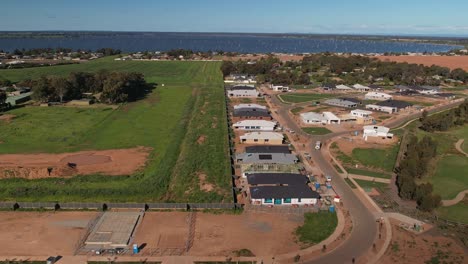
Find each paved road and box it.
[266,92,465,263]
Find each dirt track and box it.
[0,146,151,179]
[377,55,468,71]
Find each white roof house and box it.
[300,112,341,125]
[351,109,373,118]
[353,84,370,91]
[366,104,396,114]
[233,120,276,131]
[227,85,260,98]
[271,85,290,92]
[240,132,284,141]
[336,84,353,90]
[363,125,393,140]
[365,92,393,101]
[233,104,267,110]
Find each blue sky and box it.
[2,0,468,36]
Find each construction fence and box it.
[0,201,242,210]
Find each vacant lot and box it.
[0,59,230,202]
[0,211,97,256]
[351,145,399,173]
[133,211,302,257]
[377,55,468,71]
[278,93,333,103]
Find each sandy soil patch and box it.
[0,114,16,123]
[133,211,302,257]
[377,55,468,71]
[0,146,152,179]
[380,219,466,264]
[198,172,215,192]
[197,135,206,145]
[0,211,97,256]
[335,135,398,156]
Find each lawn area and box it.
[302,127,332,135]
[450,125,468,153]
[436,198,468,224]
[351,145,399,173]
[295,212,338,245]
[354,179,389,193]
[429,155,468,200]
[291,106,304,114]
[0,59,231,202]
[346,168,392,179]
[278,93,334,103]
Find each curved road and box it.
[267,92,464,263]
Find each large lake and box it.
[0,32,461,53]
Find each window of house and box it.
[283,198,291,203]
[298,198,302,203]
[254,139,258,142]
[264,139,269,142]
[264,198,273,203]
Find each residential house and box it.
[336,84,353,91]
[363,125,394,140]
[271,85,291,92]
[236,153,298,164]
[376,100,413,111]
[233,108,272,120]
[368,84,383,91]
[353,84,370,92]
[249,185,320,205]
[233,104,267,110]
[300,111,341,125]
[233,120,276,131]
[246,173,308,186]
[365,104,396,114]
[324,98,358,108]
[321,83,336,91]
[240,132,284,145]
[365,92,393,101]
[227,85,260,98]
[350,109,374,124]
[224,74,257,84]
[245,145,291,154]
[340,97,362,105]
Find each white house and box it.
[363,125,394,140]
[271,85,290,92]
[300,112,341,125]
[353,84,370,92]
[351,109,373,118]
[224,74,256,84]
[233,120,276,131]
[240,132,284,145]
[365,92,393,101]
[234,103,267,110]
[366,104,396,114]
[249,185,320,206]
[227,85,260,98]
[336,84,353,91]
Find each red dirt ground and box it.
[377,55,468,71]
[133,211,302,257]
[0,146,151,179]
[0,211,97,256]
[380,220,466,264]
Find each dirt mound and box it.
[197,135,206,145]
[0,146,151,179]
[198,172,215,192]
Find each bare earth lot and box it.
[0,211,97,256]
[133,211,302,257]
[0,146,151,179]
[377,55,468,71]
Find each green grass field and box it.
[436,199,468,224]
[346,168,392,179]
[429,155,468,200]
[301,127,332,135]
[295,212,338,245]
[278,93,334,103]
[0,59,230,202]
[351,145,399,173]
[354,179,389,193]
[291,106,304,114]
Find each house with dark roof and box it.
[321,83,336,91]
[376,100,413,111]
[339,97,362,105]
[245,145,291,154]
[233,108,272,120]
[324,98,358,108]
[249,185,320,205]
[245,173,308,186]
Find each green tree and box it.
[0,91,6,104]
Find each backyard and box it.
[0,59,231,202]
